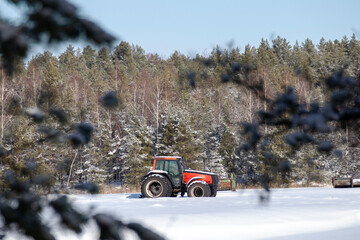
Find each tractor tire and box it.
[141,175,171,198]
[210,187,217,197]
[187,181,211,197]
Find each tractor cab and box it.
[152,156,184,188]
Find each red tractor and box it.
[141,156,219,198]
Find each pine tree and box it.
[257,38,277,67]
[59,45,78,74]
[157,107,202,169]
[348,34,360,77]
[116,115,153,186]
[38,51,62,108]
[204,125,231,178]
[82,45,97,70]
[94,47,113,91]
[272,36,292,64]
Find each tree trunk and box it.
[263,69,267,133]
[0,68,4,143]
[33,67,36,104]
[67,150,79,187]
[96,94,100,128]
[108,109,112,132]
[115,62,118,91]
[153,77,161,155]
[249,90,253,122]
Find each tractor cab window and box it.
[168,160,181,186]
[180,161,184,172]
[155,160,164,170]
[164,160,169,173]
[155,159,180,177]
[168,160,180,177]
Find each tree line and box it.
[1,35,360,189]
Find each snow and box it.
[108,149,117,155]
[185,169,217,175]
[146,170,168,175]
[64,187,360,240]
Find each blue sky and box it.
[1,0,360,58]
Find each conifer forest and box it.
[1,35,360,189]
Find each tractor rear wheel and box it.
[141,175,171,198]
[187,181,211,197]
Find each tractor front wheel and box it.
[141,175,171,198]
[210,187,217,197]
[187,181,211,197]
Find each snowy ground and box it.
[60,187,360,240]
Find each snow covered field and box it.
[66,187,360,240]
